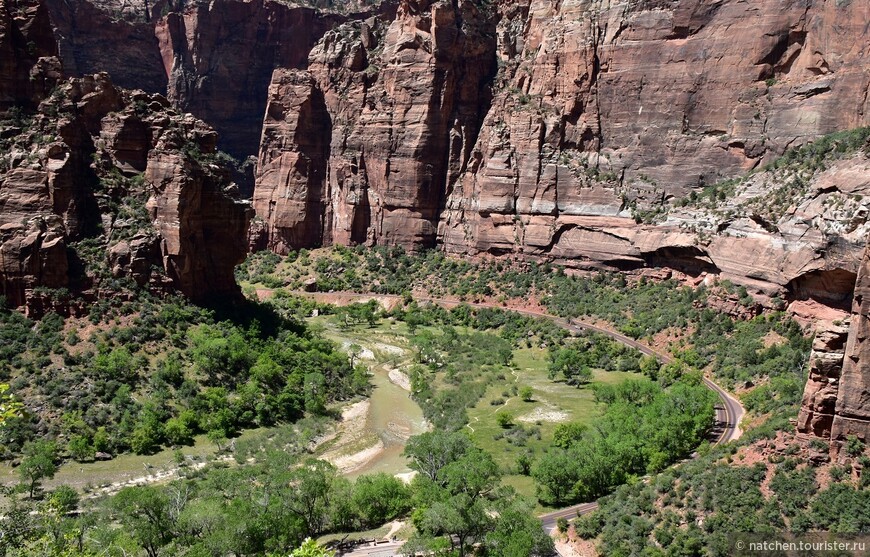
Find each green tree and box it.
[92,427,111,453]
[68,435,95,462]
[412,446,501,557]
[288,538,334,557]
[328,477,358,532]
[112,486,173,557]
[548,348,593,386]
[639,355,660,378]
[19,440,57,498]
[404,431,471,483]
[48,485,80,514]
[496,412,514,429]
[164,414,195,446]
[552,422,586,449]
[93,346,137,382]
[352,473,410,528]
[130,409,163,455]
[484,495,556,556]
[288,459,338,537]
[519,386,534,402]
[532,449,580,505]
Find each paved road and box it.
[303,292,745,445]
[339,541,406,557]
[290,291,746,556]
[536,317,745,535]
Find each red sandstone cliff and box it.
[439,0,870,293]
[0,0,251,309]
[253,0,496,252]
[0,0,61,110]
[42,0,391,157]
[798,239,870,458]
[830,242,870,451]
[8,0,870,307]
[246,0,870,306]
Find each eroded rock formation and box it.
[0,0,61,110]
[33,0,870,300]
[830,242,870,452]
[42,0,390,157]
[6,0,870,309]
[798,240,870,457]
[439,0,870,293]
[254,0,496,251]
[0,1,251,308]
[242,0,870,303]
[797,321,850,439]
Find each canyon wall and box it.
[245,0,870,303]
[830,241,870,450]
[0,0,251,309]
[44,0,393,157]
[6,0,870,306]
[798,239,870,458]
[0,0,61,110]
[252,0,496,252]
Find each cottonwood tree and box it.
[548,347,593,385]
[111,486,173,557]
[288,459,338,537]
[403,431,471,483]
[407,432,553,557]
[18,440,57,499]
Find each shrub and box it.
[519,386,534,402]
[496,412,514,429]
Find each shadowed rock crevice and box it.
[643,245,720,277]
[787,268,858,311]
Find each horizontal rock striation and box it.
[440,0,870,295]
[242,0,870,303]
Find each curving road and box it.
[537,317,744,534]
[287,291,746,555]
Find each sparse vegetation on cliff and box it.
[675,126,870,226]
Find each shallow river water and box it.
[346,363,428,477]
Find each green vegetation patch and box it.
[0,293,368,462]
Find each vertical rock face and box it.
[0,0,61,109]
[16,0,870,304]
[798,241,870,456]
[43,0,167,94]
[831,244,870,449]
[245,0,870,287]
[42,0,380,157]
[153,0,348,157]
[253,69,331,251]
[797,322,850,439]
[440,0,870,262]
[1,1,252,308]
[0,0,67,305]
[254,0,496,252]
[146,136,253,301]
